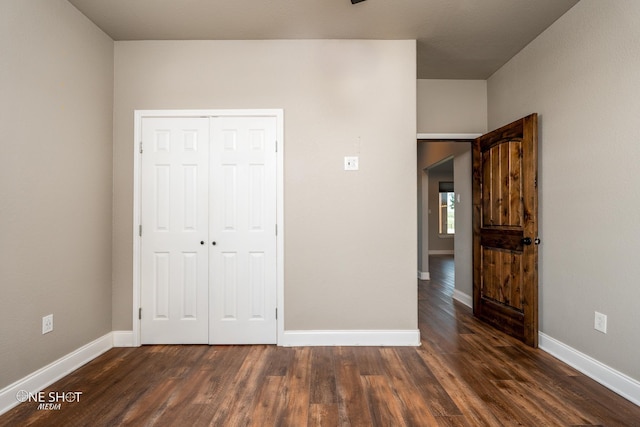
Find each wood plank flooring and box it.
[2,255,640,426]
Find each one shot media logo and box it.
[16,390,82,410]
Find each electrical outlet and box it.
[42,314,53,334]
[594,311,607,334]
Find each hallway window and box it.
[439,182,455,235]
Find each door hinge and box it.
[275,141,278,153]
[138,308,142,320]
[275,224,278,236]
[275,308,277,320]
[139,141,143,154]
[139,225,142,237]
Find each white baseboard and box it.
[418,271,430,280]
[0,332,113,416]
[112,331,135,347]
[428,250,454,255]
[280,329,421,347]
[539,332,640,406]
[452,289,473,308]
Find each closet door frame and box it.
[132,109,284,347]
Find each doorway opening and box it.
[417,135,477,308]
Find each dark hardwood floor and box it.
[2,255,640,426]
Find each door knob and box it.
[200,241,205,245]
[212,241,217,246]
[521,237,532,245]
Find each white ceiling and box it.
[68,0,579,79]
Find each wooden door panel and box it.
[482,141,523,227]
[480,248,523,310]
[473,114,538,347]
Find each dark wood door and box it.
[472,114,539,347]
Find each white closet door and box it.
[209,116,278,344]
[140,118,210,344]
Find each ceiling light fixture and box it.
[351,0,367,4]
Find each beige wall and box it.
[488,0,640,380]
[453,148,473,298]
[113,40,417,331]
[417,79,487,134]
[0,0,113,388]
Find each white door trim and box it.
[132,109,285,347]
[417,133,482,140]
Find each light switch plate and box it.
[344,156,359,171]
